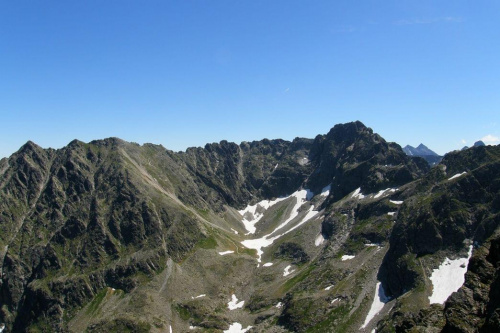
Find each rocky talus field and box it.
[0,121,499,332]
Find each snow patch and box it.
[223,323,253,333]
[218,251,234,256]
[320,184,331,197]
[230,228,238,234]
[170,325,173,333]
[331,298,339,304]
[387,212,396,216]
[283,265,295,277]
[324,285,334,291]
[227,294,245,310]
[238,196,288,234]
[361,282,389,329]
[429,245,473,304]
[351,188,365,199]
[263,262,273,267]
[275,302,283,308]
[448,172,467,181]
[341,255,355,261]
[191,294,206,299]
[315,233,325,246]
[389,200,403,205]
[374,188,391,199]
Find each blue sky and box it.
[1,1,499,158]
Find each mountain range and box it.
[0,121,499,332]
[403,144,443,166]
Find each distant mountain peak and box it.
[474,140,486,147]
[403,143,442,166]
[403,143,439,156]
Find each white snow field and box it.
[429,245,473,304]
[361,282,390,329]
[341,255,355,261]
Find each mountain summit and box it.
[0,121,499,332]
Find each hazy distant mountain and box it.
[1,121,499,332]
[474,140,486,147]
[403,143,442,165]
[462,140,486,150]
[403,143,439,156]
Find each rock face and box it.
[377,145,500,332]
[0,121,498,333]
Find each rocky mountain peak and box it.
[324,120,371,143]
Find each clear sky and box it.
[1,1,499,158]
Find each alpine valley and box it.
[0,121,499,333]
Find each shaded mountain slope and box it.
[377,144,500,332]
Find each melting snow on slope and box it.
[389,200,403,205]
[223,323,252,333]
[219,251,234,256]
[238,196,288,234]
[241,189,319,262]
[324,285,334,291]
[169,325,173,333]
[275,302,283,308]
[374,188,396,199]
[361,282,389,329]
[191,294,206,299]
[387,212,396,216]
[341,255,355,261]
[263,262,273,267]
[429,245,473,304]
[227,294,245,310]
[351,188,365,199]
[271,189,314,234]
[315,233,325,246]
[283,265,295,277]
[448,172,467,181]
